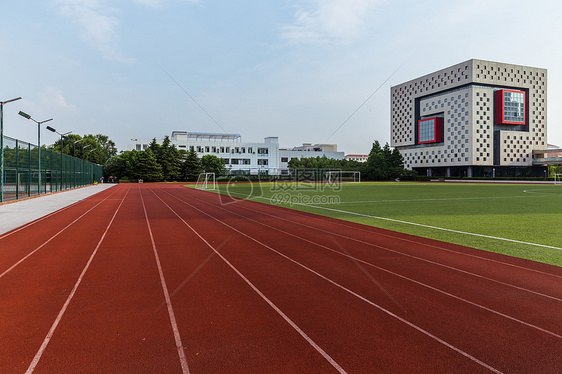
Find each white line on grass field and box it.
[523,189,562,195]
[336,195,539,204]
[227,192,562,252]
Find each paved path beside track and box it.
[0,184,116,235]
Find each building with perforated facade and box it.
[391,59,548,177]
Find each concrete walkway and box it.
[0,184,116,236]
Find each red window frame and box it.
[418,117,443,144]
[495,89,526,125]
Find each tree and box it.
[51,133,117,166]
[361,141,408,181]
[93,134,117,164]
[105,149,163,182]
[105,151,136,180]
[288,156,362,171]
[182,147,202,181]
[158,136,181,181]
[201,154,225,175]
[135,148,163,182]
[148,138,160,155]
[388,147,405,179]
[363,141,388,181]
[51,134,81,155]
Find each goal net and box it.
[196,172,216,190]
[555,174,562,185]
[324,170,361,184]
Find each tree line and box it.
[289,141,415,181]
[52,133,118,165]
[104,137,412,182]
[105,136,224,182]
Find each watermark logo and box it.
[219,175,264,205]
[218,169,344,206]
[269,169,343,193]
[270,192,340,206]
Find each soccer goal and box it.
[555,174,562,185]
[325,170,361,184]
[196,172,216,190]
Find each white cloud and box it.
[39,88,77,112]
[55,0,134,63]
[129,0,199,8]
[281,0,385,45]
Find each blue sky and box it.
[1,0,561,154]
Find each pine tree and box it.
[182,147,202,181]
[158,136,181,181]
[135,148,162,182]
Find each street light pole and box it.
[1,97,22,202]
[46,126,71,192]
[86,148,94,184]
[73,139,82,188]
[82,144,91,186]
[18,111,53,195]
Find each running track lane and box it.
[0,183,559,373]
[158,183,561,373]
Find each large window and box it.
[231,158,251,165]
[495,89,525,124]
[418,117,443,144]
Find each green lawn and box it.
[203,181,562,267]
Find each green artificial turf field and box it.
[207,181,562,266]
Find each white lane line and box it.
[139,189,190,374]
[225,193,562,280]
[223,190,562,279]
[149,187,347,374]
[165,189,502,373]
[234,192,562,252]
[0,188,121,281]
[184,193,561,339]
[25,187,130,374]
[200,192,562,300]
[154,236,232,313]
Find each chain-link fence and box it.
[1,135,104,203]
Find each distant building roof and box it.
[171,131,241,142]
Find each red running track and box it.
[0,183,560,373]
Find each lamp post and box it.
[46,126,71,192]
[86,148,94,184]
[82,144,91,186]
[0,97,22,202]
[73,139,82,188]
[18,111,53,195]
[73,139,82,158]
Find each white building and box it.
[128,132,344,175]
[345,154,369,162]
[391,59,548,177]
